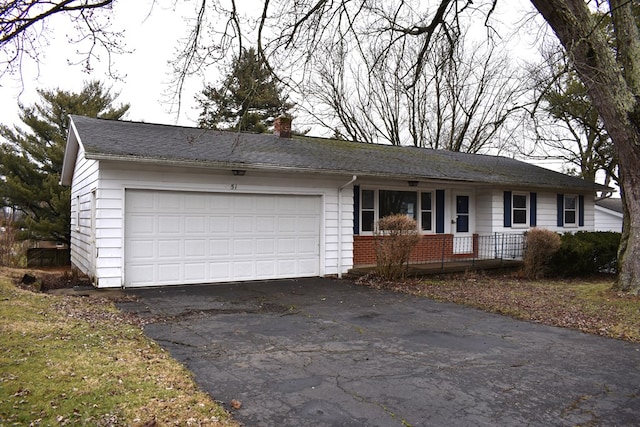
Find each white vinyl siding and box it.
[476,189,595,235]
[594,206,623,232]
[88,163,351,288]
[69,143,99,282]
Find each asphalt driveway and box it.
[119,278,640,426]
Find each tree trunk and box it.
[529,0,640,294]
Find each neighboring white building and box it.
[595,198,623,232]
[61,115,608,288]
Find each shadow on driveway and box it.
[119,277,640,426]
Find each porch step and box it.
[348,259,522,278]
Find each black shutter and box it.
[579,195,585,227]
[557,194,564,227]
[530,192,537,227]
[503,191,512,227]
[436,190,445,233]
[353,185,360,235]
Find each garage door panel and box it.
[298,237,318,254]
[256,261,276,277]
[129,240,155,260]
[185,239,206,257]
[298,217,319,232]
[278,217,296,233]
[128,215,154,234]
[298,259,320,275]
[184,263,206,281]
[210,239,230,256]
[209,262,230,280]
[158,239,181,258]
[277,238,296,255]
[256,197,276,211]
[130,192,154,209]
[158,192,181,210]
[185,193,206,210]
[210,217,230,233]
[158,263,181,281]
[256,239,275,255]
[185,217,206,233]
[233,216,254,233]
[129,264,154,283]
[277,260,296,275]
[233,239,254,256]
[233,261,255,279]
[256,216,276,232]
[125,190,320,287]
[158,216,181,234]
[233,196,254,211]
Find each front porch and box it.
[350,233,525,277]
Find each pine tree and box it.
[0,80,129,245]
[197,47,292,132]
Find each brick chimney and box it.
[274,115,292,138]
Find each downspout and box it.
[337,175,358,279]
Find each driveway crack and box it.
[335,374,414,427]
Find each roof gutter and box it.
[84,153,612,193]
[337,175,357,279]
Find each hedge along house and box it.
[61,115,607,288]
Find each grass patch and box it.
[357,273,640,342]
[0,271,238,426]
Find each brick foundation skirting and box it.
[353,234,478,265]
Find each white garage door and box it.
[124,190,321,287]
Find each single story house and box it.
[61,115,607,288]
[595,198,623,232]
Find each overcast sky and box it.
[0,1,207,128]
[1,1,543,130]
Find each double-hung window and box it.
[421,192,433,231]
[512,193,528,226]
[564,195,577,226]
[361,189,375,232]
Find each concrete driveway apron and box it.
[119,278,640,427]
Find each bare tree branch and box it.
[1,0,123,80]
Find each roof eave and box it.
[84,152,609,192]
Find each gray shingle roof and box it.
[70,115,605,192]
[596,198,623,213]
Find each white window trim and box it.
[564,194,578,227]
[511,192,529,229]
[75,195,81,231]
[420,191,435,232]
[360,189,376,234]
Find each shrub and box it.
[0,224,28,267]
[374,214,421,280]
[522,228,561,279]
[548,231,621,276]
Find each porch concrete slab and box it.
[120,278,640,427]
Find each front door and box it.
[454,194,472,253]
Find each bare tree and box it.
[4,0,640,293]
[410,31,524,152]
[529,0,640,293]
[0,0,124,80]
[302,23,523,152]
[527,46,617,189]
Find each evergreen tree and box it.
[197,47,292,132]
[0,80,129,245]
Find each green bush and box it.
[548,231,621,276]
[374,214,421,280]
[522,228,561,279]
